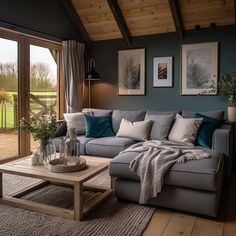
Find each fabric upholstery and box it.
[145,114,174,140]
[168,114,202,145]
[109,148,223,191]
[146,110,179,116]
[114,178,222,217]
[52,135,94,155]
[82,108,112,117]
[116,119,152,141]
[195,113,225,148]
[212,125,233,183]
[112,110,146,134]
[86,137,136,157]
[54,121,67,137]
[84,115,114,138]
[182,110,225,120]
[63,112,91,135]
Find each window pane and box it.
[0,38,19,159]
[30,45,58,151]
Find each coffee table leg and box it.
[74,182,83,220]
[0,173,2,198]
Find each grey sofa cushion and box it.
[146,110,179,116]
[182,110,224,120]
[52,135,94,155]
[82,108,112,117]
[145,114,174,140]
[86,137,136,157]
[109,148,223,191]
[114,179,221,217]
[112,110,146,134]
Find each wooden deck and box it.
[0,132,38,160]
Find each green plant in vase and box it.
[218,73,236,122]
[20,114,58,165]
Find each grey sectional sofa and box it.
[52,108,233,217]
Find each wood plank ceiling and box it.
[70,0,234,44]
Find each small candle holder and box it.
[31,150,38,166]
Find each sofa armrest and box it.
[212,125,233,183]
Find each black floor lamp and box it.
[86,58,100,108]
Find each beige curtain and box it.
[62,41,85,113]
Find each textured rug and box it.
[0,172,155,236]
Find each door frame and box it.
[0,28,63,163]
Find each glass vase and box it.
[37,139,56,165]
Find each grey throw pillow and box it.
[145,114,174,140]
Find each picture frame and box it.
[153,57,173,87]
[181,42,218,95]
[118,48,145,95]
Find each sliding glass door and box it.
[0,37,19,160]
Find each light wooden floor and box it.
[143,172,236,236]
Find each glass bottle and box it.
[65,128,80,166]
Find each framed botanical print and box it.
[181,42,218,95]
[118,48,145,95]
[153,57,173,87]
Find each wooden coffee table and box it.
[0,156,113,220]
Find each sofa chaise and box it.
[52,108,233,217]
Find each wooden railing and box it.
[0,94,56,129]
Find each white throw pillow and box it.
[168,114,202,146]
[64,112,91,135]
[116,118,152,141]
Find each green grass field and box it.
[0,105,15,128]
[0,91,57,129]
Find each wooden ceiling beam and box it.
[61,0,91,48]
[168,0,184,39]
[107,0,132,45]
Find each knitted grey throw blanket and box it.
[121,140,210,204]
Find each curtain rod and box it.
[0,20,63,44]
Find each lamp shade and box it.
[86,58,100,80]
[86,68,100,80]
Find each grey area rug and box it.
[0,172,155,236]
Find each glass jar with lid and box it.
[64,128,80,166]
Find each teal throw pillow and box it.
[195,113,225,148]
[84,115,114,138]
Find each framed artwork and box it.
[181,42,218,95]
[118,48,145,95]
[153,57,173,87]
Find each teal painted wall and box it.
[91,26,236,113]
